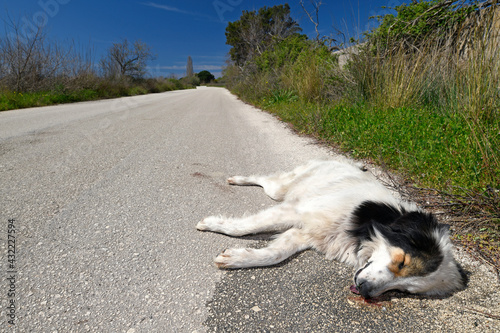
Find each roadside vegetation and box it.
[0,76,189,111]
[223,2,499,267]
[0,16,214,111]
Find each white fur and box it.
[197,158,464,298]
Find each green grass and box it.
[264,89,298,107]
[0,78,188,111]
[0,89,102,111]
[263,99,499,205]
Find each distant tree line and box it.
[0,13,220,99]
[0,14,177,96]
[0,14,205,110]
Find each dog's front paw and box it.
[215,248,254,269]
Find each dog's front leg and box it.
[214,228,310,269]
[196,203,300,236]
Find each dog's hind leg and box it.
[214,228,310,269]
[227,170,298,201]
[197,203,300,236]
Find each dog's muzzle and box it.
[354,278,374,299]
[353,261,374,299]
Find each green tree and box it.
[255,34,309,72]
[197,70,215,83]
[225,4,302,67]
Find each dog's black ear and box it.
[349,201,406,243]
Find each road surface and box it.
[0,87,498,332]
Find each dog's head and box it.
[350,202,467,299]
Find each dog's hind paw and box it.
[227,176,248,185]
[196,220,208,231]
[214,249,233,269]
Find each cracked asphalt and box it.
[0,87,498,332]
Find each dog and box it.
[196,158,466,299]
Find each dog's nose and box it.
[355,278,373,299]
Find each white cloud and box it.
[141,2,218,22]
[153,64,221,71]
[141,2,191,15]
[157,65,185,70]
[194,65,222,71]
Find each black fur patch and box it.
[348,201,444,275]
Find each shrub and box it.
[168,78,185,90]
[128,86,148,95]
[180,75,200,88]
[368,0,476,50]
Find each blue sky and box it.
[0,1,400,78]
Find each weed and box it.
[265,89,298,106]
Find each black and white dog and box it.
[197,158,466,298]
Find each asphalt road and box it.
[0,87,498,332]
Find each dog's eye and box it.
[389,251,409,275]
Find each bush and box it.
[255,34,309,72]
[167,78,184,90]
[180,76,200,88]
[367,0,476,50]
[0,76,190,111]
[128,86,148,95]
[96,79,130,97]
[224,35,340,103]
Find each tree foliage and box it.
[223,4,339,102]
[197,70,215,83]
[367,0,479,47]
[225,4,302,67]
[254,34,309,72]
